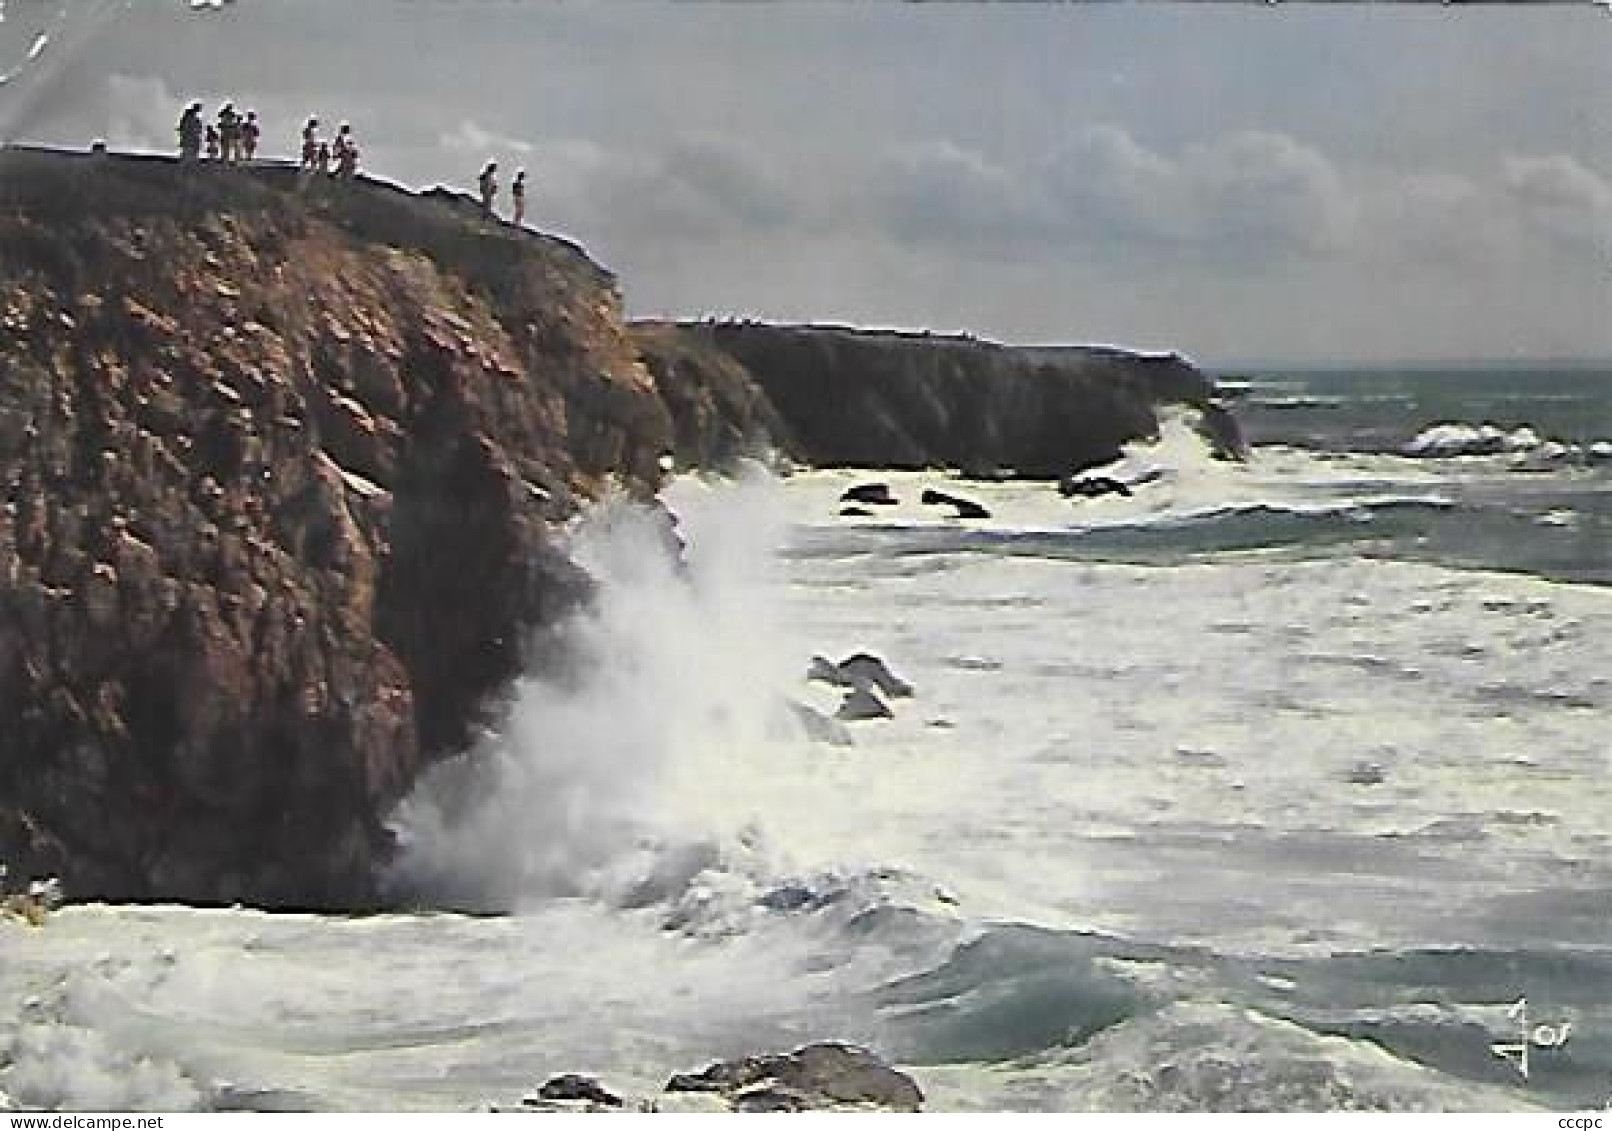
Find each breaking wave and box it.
[1404,422,1612,464]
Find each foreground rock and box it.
[505,1043,923,1114]
[665,1042,924,1112]
[0,149,672,907]
[530,1075,623,1109]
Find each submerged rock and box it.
[841,482,898,506]
[664,1042,923,1112]
[533,1074,623,1109]
[837,652,915,698]
[837,687,893,721]
[1060,474,1134,499]
[920,487,991,519]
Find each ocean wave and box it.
[937,1002,1539,1113]
[879,919,1612,1112]
[796,495,1461,564]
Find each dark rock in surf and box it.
[1346,761,1386,786]
[534,1075,624,1108]
[839,506,874,518]
[841,482,898,507]
[837,652,914,698]
[1059,474,1134,499]
[809,652,915,700]
[664,1042,923,1112]
[920,488,991,519]
[837,687,893,721]
[732,1085,811,1113]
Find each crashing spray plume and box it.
[384,469,807,914]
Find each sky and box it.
[0,0,1607,365]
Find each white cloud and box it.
[1502,153,1612,254]
[537,134,809,244]
[875,125,1358,268]
[438,118,533,159]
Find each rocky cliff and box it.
[636,321,1237,476]
[0,148,1236,908]
[0,148,673,907]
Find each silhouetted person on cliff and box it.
[240,110,260,161]
[335,137,359,180]
[478,161,498,214]
[217,103,239,163]
[205,123,220,161]
[300,117,320,171]
[512,169,527,225]
[315,141,331,176]
[332,122,354,170]
[177,101,203,160]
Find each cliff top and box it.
[0,145,613,299]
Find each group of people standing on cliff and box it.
[176,102,360,180]
[478,161,527,225]
[300,117,361,179]
[177,101,260,164]
[175,99,535,226]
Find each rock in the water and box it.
[732,1085,811,1113]
[837,652,914,698]
[840,482,898,506]
[1059,474,1134,499]
[838,505,874,518]
[534,1074,623,1108]
[837,687,893,721]
[665,1042,923,1112]
[1346,761,1386,786]
[920,487,991,519]
[808,654,849,687]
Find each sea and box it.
[3,364,1611,1113]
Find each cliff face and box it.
[0,150,671,907]
[638,322,1229,477]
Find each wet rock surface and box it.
[503,1043,923,1114]
[664,1042,925,1112]
[921,487,990,519]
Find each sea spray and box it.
[385,465,808,914]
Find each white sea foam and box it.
[386,465,814,914]
[5,434,1610,1112]
[1404,420,1612,464]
